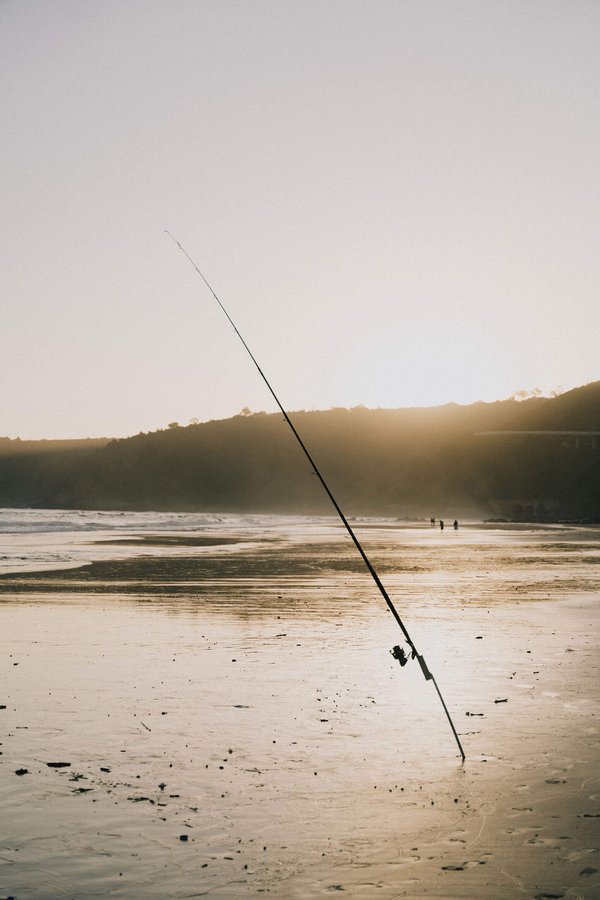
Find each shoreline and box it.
[0,518,598,897]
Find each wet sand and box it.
[0,521,599,898]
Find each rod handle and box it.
[416,654,433,681]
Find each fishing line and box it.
[166,230,465,762]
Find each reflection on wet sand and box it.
[0,520,598,898]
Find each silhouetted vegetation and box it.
[1,382,599,521]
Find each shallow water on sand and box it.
[0,512,599,898]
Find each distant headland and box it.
[1,381,599,522]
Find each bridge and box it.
[476,431,600,449]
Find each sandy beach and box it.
[0,513,599,898]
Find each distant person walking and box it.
[430,517,435,526]
[453,519,459,530]
[440,519,444,530]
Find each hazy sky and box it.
[2,0,599,439]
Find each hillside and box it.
[0,382,598,520]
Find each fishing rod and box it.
[166,230,465,762]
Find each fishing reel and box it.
[391,645,434,681]
[390,644,410,667]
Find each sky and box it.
[2,0,599,439]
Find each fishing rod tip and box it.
[164,229,183,249]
